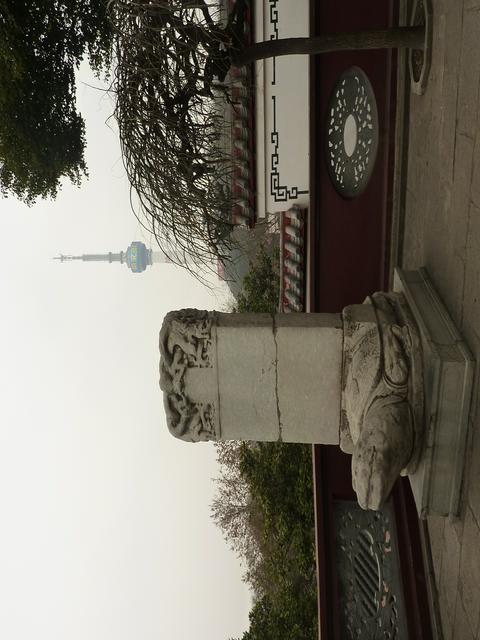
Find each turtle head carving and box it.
[352,396,414,510]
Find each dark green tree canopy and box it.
[235,246,280,314]
[212,439,317,640]
[0,0,112,203]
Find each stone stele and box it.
[159,293,424,511]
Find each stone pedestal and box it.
[339,293,424,510]
[159,294,424,511]
[158,269,475,514]
[394,268,475,519]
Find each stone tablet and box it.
[159,310,343,445]
[159,298,425,512]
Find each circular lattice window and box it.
[326,67,379,198]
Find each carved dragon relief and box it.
[159,309,218,442]
[341,293,424,510]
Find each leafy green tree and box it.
[218,441,317,640]
[212,421,317,639]
[238,593,316,640]
[238,596,294,640]
[236,246,280,314]
[0,0,112,203]
[239,442,317,599]
[211,441,264,586]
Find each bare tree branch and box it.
[109,0,249,279]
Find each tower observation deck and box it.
[54,241,171,274]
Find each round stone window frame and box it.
[325,66,379,199]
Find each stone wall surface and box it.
[401,0,480,636]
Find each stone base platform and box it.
[394,268,475,519]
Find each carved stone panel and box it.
[326,67,379,198]
[341,293,424,510]
[159,309,219,442]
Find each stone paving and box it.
[400,0,480,638]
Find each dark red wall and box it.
[310,0,397,311]
[309,2,433,638]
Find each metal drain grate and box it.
[334,501,407,639]
[353,531,381,618]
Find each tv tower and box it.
[54,241,171,273]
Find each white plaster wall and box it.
[254,0,310,218]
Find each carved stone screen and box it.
[326,67,379,198]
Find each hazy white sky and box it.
[0,63,250,640]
